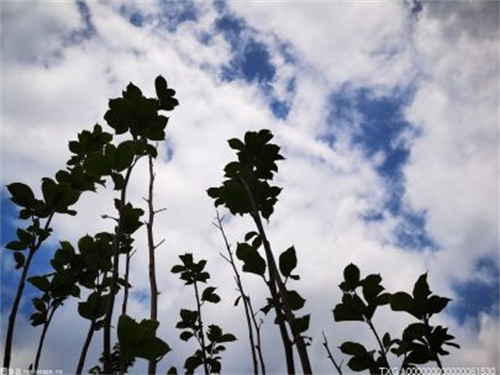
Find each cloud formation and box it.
[1,1,498,373]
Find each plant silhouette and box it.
[2,77,459,375]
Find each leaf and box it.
[428,295,451,317]
[344,263,360,290]
[78,293,109,320]
[361,274,384,304]
[287,290,306,311]
[279,246,297,278]
[333,303,364,322]
[207,324,223,342]
[219,333,237,343]
[28,276,50,293]
[33,298,47,314]
[184,355,203,373]
[171,265,185,274]
[413,273,431,305]
[133,336,171,360]
[347,354,374,372]
[403,323,427,341]
[202,286,221,303]
[156,75,178,111]
[180,331,193,342]
[228,138,245,151]
[13,252,25,269]
[234,295,242,307]
[7,183,36,208]
[30,312,46,327]
[382,332,392,350]
[115,142,135,172]
[340,342,367,356]
[390,292,417,318]
[224,161,241,178]
[16,229,33,246]
[291,314,310,336]
[236,243,266,276]
[5,241,27,251]
[118,314,171,361]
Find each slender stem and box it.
[146,155,160,375]
[321,332,343,375]
[3,213,55,369]
[75,320,96,375]
[121,252,131,316]
[239,179,297,375]
[365,317,391,369]
[193,280,209,375]
[215,212,261,374]
[33,301,59,374]
[103,162,135,375]
[240,178,312,374]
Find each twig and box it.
[321,332,343,375]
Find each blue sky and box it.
[1,0,498,373]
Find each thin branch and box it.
[321,332,343,375]
[146,155,160,375]
[214,211,265,375]
[4,212,55,369]
[240,177,311,374]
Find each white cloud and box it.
[1,1,498,373]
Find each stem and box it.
[215,212,262,375]
[103,163,135,375]
[146,155,160,375]
[423,316,444,373]
[121,251,131,316]
[75,320,96,375]
[321,332,343,375]
[3,213,55,369]
[365,317,391,369]
[240,178,312,374]
[33,301,59,374]
[193,280,209,375]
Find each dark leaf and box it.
[5,241,27,251]
[347,355,373,372]
[180,331,193,342]
[236,243,266,276]
[115,142,135,172]
[7,183,36,208]
[428,295,451,316]
[13,252,25,269]
[33,298,47,314]
[28,276,50,293]
[202,287,221,303]
[340,342,367,356]
[344,263,360,290]
[390,292,417,318]
[228,138,245,151]
[287,290,306,311]
[333,303,364,322]
[219,333,237,343]
[279,246,297,278]
[234,295,242,307]
[291,314,310,336]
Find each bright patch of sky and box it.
[1,0,498,373]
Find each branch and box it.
[321,332,343,375]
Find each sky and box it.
[0,0,498,374]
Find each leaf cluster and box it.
[333,264,460,372]
[207,129,284,220]
[172,254,236,374]
[117,314,171,362]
